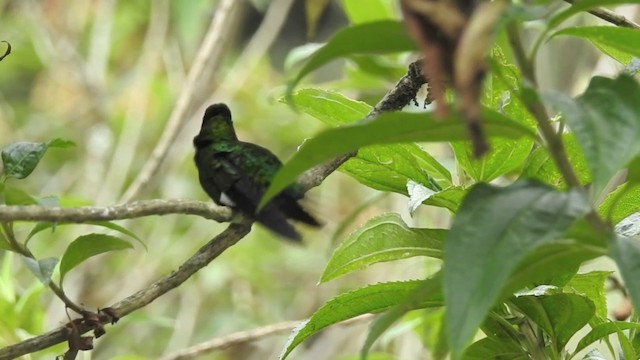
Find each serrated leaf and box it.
[279,280,442,360]
[452,47,536,182]
[22,256,58,285]
[610,236,640,314]
[598,182,640,224]
[59,234,133,282]
[342,144,451,194]
[423,186,467,213]
[523,134,591,188]
[444,180,590,359]
[565,271,611,319]
[574,321,640,354]
[320,213,445,282]
[285,88,371,126]
[361,275,442,359]
[548,75,640,196]
[261,109,535,208]
[285,88,452,193]
[1,142,48,179]
[288,20,416,94]
[511,293,595,349]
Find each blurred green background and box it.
[0,1,447,359]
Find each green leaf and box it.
[463,337,528,360]
[507,241,606,294]
[1,139,74,180]
[554,26,640,60]
[320,213,445,282]
[343,0,394,24]
[288,20,416,94]
[619,328,637,360]
[3,187,38,205]
[47,138,75,148]
[285,88,452,193]
[305,0,330,38]
[598,182,640,224]
[423,186,467,213]
[22,256,58,285]
[444,180,590,358]
[25,221,145,249]
[59,234,133,282]
[565,271,611,319]
[342,144,451,194]
[261,110,535,208]
[361,275,442,359]
[522,134,591,188]
[574,321,640,354]
[511,293,595,349]
[549,0,640,30]
[1,142,48,180]
[452,47,536,182]
[279,280,443,360]
[548,75,640,196]
[610,236,640,314]
[285,88,371,126]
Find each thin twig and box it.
[0,199,232,223]
[158,314,374,360]
[299,60,427,190]
[563,0,640,29]
[0,222,252,360]
[120,0,240,203]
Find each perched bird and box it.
[193,103,320,241]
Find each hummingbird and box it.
[193,103,320,241]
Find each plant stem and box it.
[506,22,581,188]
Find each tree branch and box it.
[158,314,374,360]
[563,0,640,29]
[0,222,252,360]
[0,199,232,223]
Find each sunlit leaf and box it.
[553,26,640,59]
[279,280,442,359]
[261,109,535,208]
[320,213,445,282]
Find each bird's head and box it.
[194,103,237,147]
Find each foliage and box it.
[269,1,640,359]
[2,0,640,359]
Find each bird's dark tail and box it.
[256,205,302,242]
